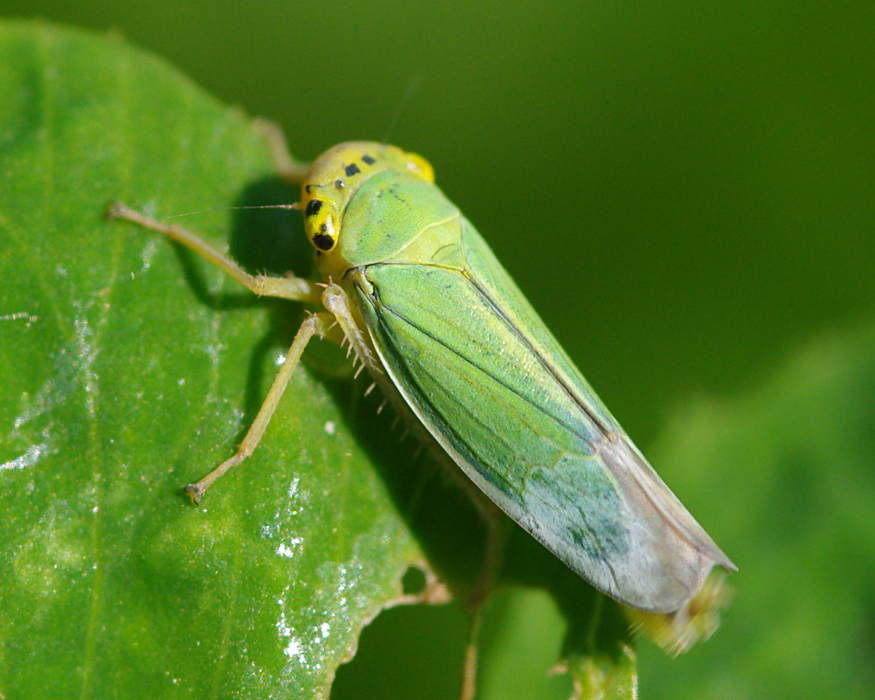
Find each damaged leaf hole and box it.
[402,564,427,596]
[332,568,470,700]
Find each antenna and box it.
[163,203,301,220]
[382,73,424,145]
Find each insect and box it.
[108,140,735,651]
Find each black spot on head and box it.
[361,154,376,165]
[305,199,323,217]
[344,163,361,177]
[305,184,315,193]
[313,233,334,251]
[334,179,345,190]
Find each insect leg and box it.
[425,455,505,700]
[459,496,504,700]
[321,282,381,373]
[106,202,322,303]
[184,311,336,504]
[459,611,483,700]
[255,119,311,183]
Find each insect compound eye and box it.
[304,196,338,252]
[405,152,435,183]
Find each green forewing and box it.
[344,175,733,612]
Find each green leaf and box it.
[0,20,637,699]
[0,20,426,698]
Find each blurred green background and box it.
[4,0,872,443]
[3,1,874,698]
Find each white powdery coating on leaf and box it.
[276,601,310,668]
[73,309,99,418]
[0,443,47,470]
[0,311,39,323]
[276,537,303,559]
[284,637,302,661]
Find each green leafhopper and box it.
[108,139,735,653]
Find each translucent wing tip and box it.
[626,569,733,655]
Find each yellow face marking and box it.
[300,142,435,254]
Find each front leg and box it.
[106,201,321,303]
